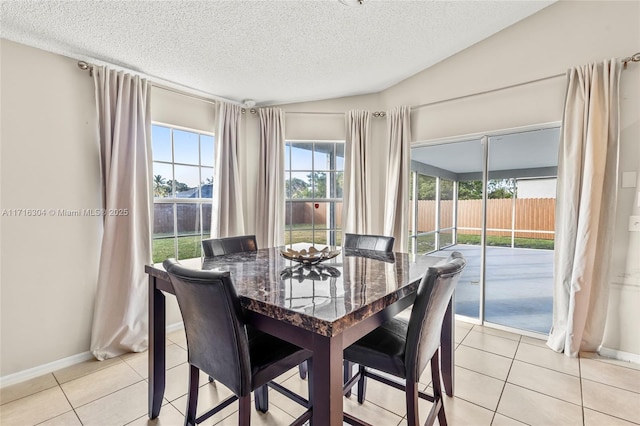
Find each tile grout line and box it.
[579,353,586,426]
[488,334,521,426]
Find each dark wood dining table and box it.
[145,246,455,426]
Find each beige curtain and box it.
[212,102,245,237]
[547,59,621,357]
[90,67,152,360]
[383,106,411,252]
[343,110,372,234]
[255,108,285,247]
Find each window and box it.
[152,124,214,262]
[284,141,344,246]
[408,172,457,255]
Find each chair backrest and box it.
[163,258,251,396]
[343,233,395,252]
[202,235,258,258]
[404,252,466,382]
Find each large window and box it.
[284,141,344,246]
[152,124,214,262]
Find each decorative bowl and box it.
[280,246,341,265]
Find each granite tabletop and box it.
[146,246,447,337]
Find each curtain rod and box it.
[285,111,387,117]
[77,60,239,107]
[413,52,639,110]
[80,51,639,113]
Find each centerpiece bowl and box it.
[280,246,341,265]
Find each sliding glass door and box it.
[410,138,484,321]
[410,125,559,334]
[484,129,558,333]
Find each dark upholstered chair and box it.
[202,235,309,387]
[202,235,257,258]
[343,233,395,252]
[342,252,466,426]
[299,233,396,392]
[163,259,312,426]
[201,235,259,384]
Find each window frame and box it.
[284,139,344,247]
[151,122,215,262]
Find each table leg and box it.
[440,296,454,397]
[148,276,166,418]
[309,334,343,426]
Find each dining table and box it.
[145,246,455,426]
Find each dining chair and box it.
[342,252,465,426]
[299,232,396,395]
[201,235,259,384]
[202,235,309,386]
[343,232,395,252]
[163,259,312,426]
[202,235,258,258]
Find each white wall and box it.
[517,179,557,199]
[1,39,101,376]
[0,41,223,378]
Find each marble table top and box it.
[147,246,447,337]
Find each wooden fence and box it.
[410,198,555,239]
[154,198,554,239]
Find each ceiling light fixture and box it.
[242,99,256,108]
[339,0,368,6]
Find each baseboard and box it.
[0,322,185,389]
[166,321,184,334]
[0,351,94,388]
[598,346,640,365]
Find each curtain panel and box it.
[383,106,411,252]
[90,67,152,360]
[343,110,372,235]
[255,108,285,248]
[212,102,245,237]
[547,59,621,357]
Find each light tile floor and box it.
[2,322,639,426]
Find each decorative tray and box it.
[280,246,341,265]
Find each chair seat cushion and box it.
[247,326,312,389]
[343,317,408,379]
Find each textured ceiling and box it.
[0,0,553,106]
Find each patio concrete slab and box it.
[438,244,553,334]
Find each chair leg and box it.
[239,394,251,426]
[431,350,447,426]
[343,360,353,397]
[405,380,420,426]
[356,365,367,404]
[307,358,315,408]
[185,365,200,426]
[254,385,269,413]
[298,361,307,379]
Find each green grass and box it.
[456,234,554,250]
[152,235,203,263]
[153,229,554,263]
[285,228,342,246]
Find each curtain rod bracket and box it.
[77,61,94,77]
[622,52,640,69]
[241,108,257,114]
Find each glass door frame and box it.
[411,122,561,336]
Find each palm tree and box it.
[153,174,169,197]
